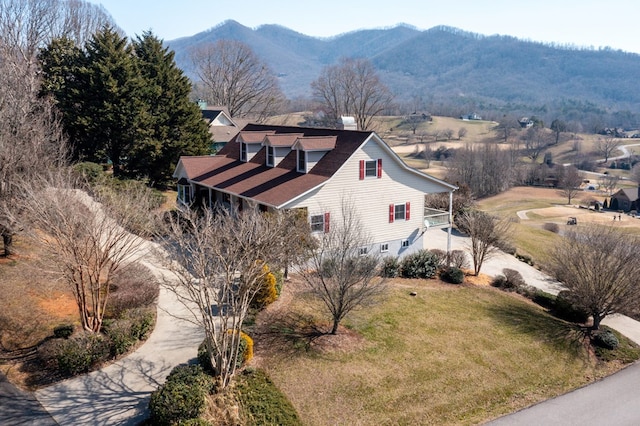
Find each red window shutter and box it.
[324,212,330,233]
[377,158,382,178]
[359,160,365,180]
[389,204,395,223]
[405,202,411,220]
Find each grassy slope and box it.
[258,280,626,425]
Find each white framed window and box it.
[364,160,377,177]
[389,202,411,223]
[240,142,247,162]
[359,159,382,180]
[297,150,306,173]
[401,239,410,248]
[266,146,275,167]
[310,214,323,232]
[359,247,368,256]
[380,243,389,253]
[177,184,191,205]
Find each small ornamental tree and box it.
[161,208,308,388]
[458,209,512,276]
[552,225,640,330]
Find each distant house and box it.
[518,117,535,128]
[173,124,458,257]
[610,187,639,211]
[198,103,246,153]
[460,113,482,121]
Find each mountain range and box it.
[167,20,640,124]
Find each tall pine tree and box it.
[80,26,149,176]
[130,31,209,186]
[40,28,210,185]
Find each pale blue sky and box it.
[89,0,640,53]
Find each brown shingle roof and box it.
[237,130,276,144]
[180,124,373,207]
[263,133,304,147]
[293,136,337,151]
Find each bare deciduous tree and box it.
[296,200,386,335]
[190,39,285,121]
[446,144,515,198]
[0,0,111,256]
[458,210,512,276]
[598,174,620,196]
[311,57,394,131]
[596,136,621,163]
[557,166,583,204]
[458,127,468,140]
[160,208,309,388]
[19,172,157,332]
[552,225,640,330]
[522,126,551,161]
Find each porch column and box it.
[447,190,453,256]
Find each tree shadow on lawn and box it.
[253,310,327,355]
[483,301,588,358]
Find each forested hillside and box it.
[168,20,640,128]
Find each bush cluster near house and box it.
[381,249,468,284]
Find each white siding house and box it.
[173,124,457,257]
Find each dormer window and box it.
[240,142,247,162]
[297,150,306,173]
[266,146,275,167]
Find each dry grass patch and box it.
[255,278,620,425]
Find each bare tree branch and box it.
[552,225,640,330]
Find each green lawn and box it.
[256,280,631,425]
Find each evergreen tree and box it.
[79,26,150,176]
[130,31,210,186]
[38,37,86,160]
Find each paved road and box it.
[0,372,56,426]
[487,362,640,425]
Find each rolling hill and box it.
[167,20,640,125]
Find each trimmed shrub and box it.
[103,319,136,356]
[381,256,400,278]
[593,329,619,350]
[197,332,254,374]
[55,333,110,376]
[491,275,508,289]
[543,222,560,233]
[103,308,155,356]
[235,369,302,426]
[400,250,439,279]
[197,340,214,374]
[53,324,74,339]
[440,266,464,284]
[449,250,469,269]
[515,253,534,266]
[532,290,557,310]
[252,264,278,309]
[554,290,589,323]
[503,268,526,289]
[429,249,448,268]
[149,365,213,426]
[107,263,159,318]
